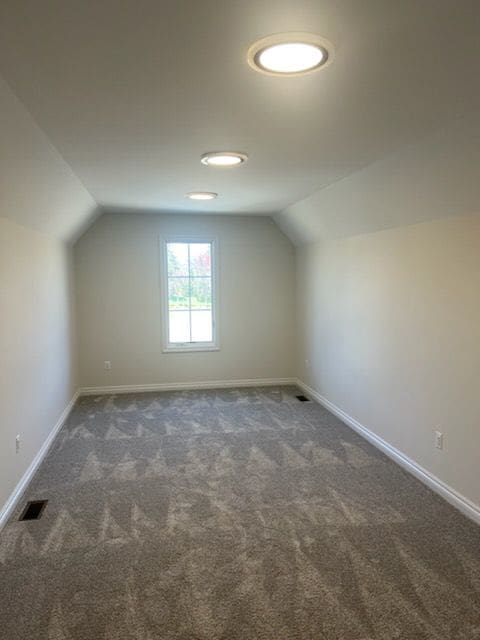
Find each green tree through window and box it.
[165,242,214,345]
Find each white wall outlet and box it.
[305,359,310,368]
[15,434,20,454]
[435,430,444,450]
[104,360,112,371]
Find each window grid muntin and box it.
[166,241,213,346]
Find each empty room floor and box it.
[0,386,479,639]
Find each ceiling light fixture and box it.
[201,151,248,167]
[247,32,333,76]
[186,191,218,200]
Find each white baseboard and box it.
[80,377,297,396]
[0,389,80,531]
[296,379,480,526]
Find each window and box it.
[162,239,218,351]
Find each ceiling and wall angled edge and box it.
[274,108,480,245]
[0,75,98,242]
[0,1,479,243]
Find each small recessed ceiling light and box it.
[201,151,248,167]
[187,191,218,200]
[248,32,333,76]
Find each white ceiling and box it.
[0,0,479,219]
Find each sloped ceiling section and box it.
[275,110,480,245]
[0,75,97,242]
[0,1,479,219]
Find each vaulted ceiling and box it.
[0,1,479,240]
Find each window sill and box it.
[162,345,220,354]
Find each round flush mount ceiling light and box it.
[247,32,333,76]
[186,191,218,200]
[201,151,248,167]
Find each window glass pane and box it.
[169,310,190,343]
[190,277,211,309]
[165,241,215,347]
[191,310,212,342]
[189,243,211,276]
[168,277,189,310]
[167,243,189,277]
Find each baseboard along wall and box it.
[0,390,80,530]
[79,377,298,396]
[296,379,480,526]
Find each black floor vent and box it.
[19,500,48,521]
[296,395,311,402]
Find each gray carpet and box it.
[0,386,479,639]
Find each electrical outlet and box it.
[104,360,112,371]
[305,359,310,368]
[15,434,20,454]
[435,430,444,450]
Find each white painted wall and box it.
[0,217,78,512]
[75,212,296,388]
[286,109,480,515]
[296,214,480,511]
[0,73,94,519]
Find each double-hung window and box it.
[162,239,218,351]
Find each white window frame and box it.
[160,236,219,353]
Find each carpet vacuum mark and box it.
[0,386,479,639]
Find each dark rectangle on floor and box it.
[19,500,48,521]
[296,394,310,402]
